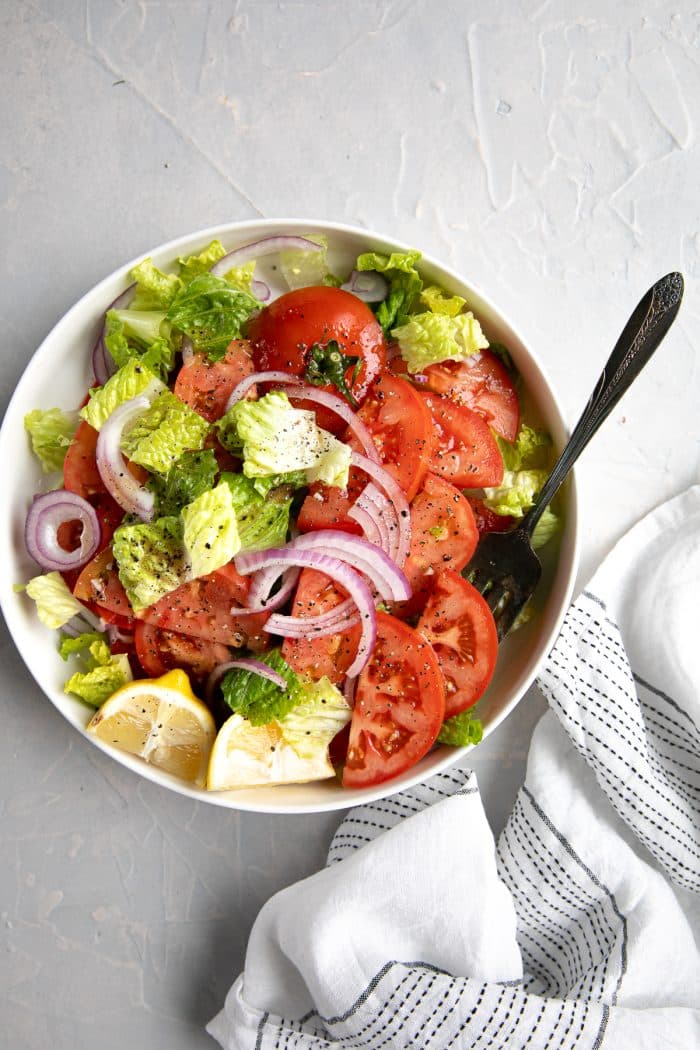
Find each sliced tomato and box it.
[281,569,360,683]
[134,622,230,680]
[420,391,504,489]
[342,613,445,788]
[393,472,479,619]
[417,569,498,717]
[467,497,515,537]
[63,420,104,499]
[423,351,519,441]
[173,339,255,422]
[296,373,435,532]
[249,286,386,430]
[138,562,269,651]
[59,497,125,591]
[73,547,135,625]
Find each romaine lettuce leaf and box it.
[108,308,168,346]
[531,505,560,550]
[224,261,256,292]
[130,258,182,310]
[482,469,549,518]
[120,389,210,475]
[59,630,106,660]
[104,311,176,381]
[250,471,307,498]
[112,516,186,611]
[222,472,292,552]
[356,249,423,334]
[81,359,165,431]
[148,449,219,517]
[221,649,302,725]
[25,572,94,630]
[497,424,551,473]
[165,274,260,361]
[177,240,227,284]
[181,481,241,578]
[437,710,484,747]
[24,408,78,473]
[420,285,467,317]
[278,676,351,760]
[392,311,489,374]
[63,640,132,708]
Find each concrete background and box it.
[1,2,699,1046]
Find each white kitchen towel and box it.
[207,486,700,1050]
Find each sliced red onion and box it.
[347,503,383,548]
[25,490,101,573]
[235,548,376,678]
[92,283,136,384]
[95,395,157,521]
[246,565,301,611]
[354,484,397,561]
[266,596,357,638]
[350,452,411,568]
[340,269,389,303]
[282,384,381,464]
[181,337,195,365]
[210,236,323,276]
[343,675,357,705]
[251,278,271,302]
[225,370,301,411]
[286,531,410,601]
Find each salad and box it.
[19,233,558,792]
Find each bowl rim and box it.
[0,217,580,813]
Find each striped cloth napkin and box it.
[208,486,700,1050]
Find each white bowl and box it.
[0,219,579,813]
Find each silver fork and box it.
[464,272,684,640]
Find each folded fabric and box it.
[208,486,700,1050]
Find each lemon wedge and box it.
[207,713,335,791]
[87,669,216,787]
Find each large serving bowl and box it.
[0,219,579,813]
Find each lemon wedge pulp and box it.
[207,713,335,791]
[87,669,216,788]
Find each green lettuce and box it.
[58,631,106,660]
[181,481,241,578]
[356,249,423,334]
[482,469,549,518]
[148,449,219,517]
[483,424,558,527]
[279,234,332,290]
[24,408,78,473]
[437,710,484,747]
[81,359,165,431]
[420,285,467,317]
[222,472,292,552]
[165,274,260,361]
[130,258,182,310]
[224,390,350,488]
[224,261,257,292]
[221,649,303,726]
[112,516,186,611]
[392,311,489,374]
[63,639,132,708]
[25,572,95,630]
[119,389,210,475]
[177,240,227,284]
[103,312,176,382]
[531,506,561,550]
[497,425,551,472]
[107,308,168,346]
[278,677,351,760]
[250,471,307,498]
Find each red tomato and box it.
[134,622,230,680]
[467,497,515,537]
[174,340,255,422]
[342,613,445,788]
[59,497,125,591]
[423,351,519,441]
[281,569,360,683]
[63,420,104,499]
[419,391,504,489]
[138,562,269,651]
[296,373,435,532]
[393,472,479,619]
[73,547,135,625]
[249,286,386,430]
[417,569,498,717]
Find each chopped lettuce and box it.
[120,389,210,475]
[165,274,260,361]
[482,469,549,518]
[356,249,423,334]
[279,234,332,290]
[392,311,489,374]
[148,449,219,517]
[107,308,168,346]
[420,285,467,317]
[531,505,561,550]
[177,240,227,284]
[104,311,176,382]
[81,359,165,431]
[130,258,182,310]
[221,649,303,726]
[222,472,292,552]
[112,516,186,612]
[437,710,484,747]
[58,630,106,660]
[25,572,94,630]
[64,639,132,708]
[224,261,256,292]
[181,481,241,579]
[497,424,551,473]
[250,471,307,498]
[483,424,558,527]
[225,390,350,488]
[278,677,351,760]
[24,408,78,473]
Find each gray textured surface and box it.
[1,2,699,1046]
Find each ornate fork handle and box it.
[522,272,684,536]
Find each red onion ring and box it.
[95,395,157,521]
[282,385,381,464]
[92,283,136,385]
[235,548,376,678]
[250,278,271,302]
[347,503,383,548]
[285,531,410,601]
[343,675,358,703]
[209,236,323,276]
[24,490,101,572]
[340,270,389,303]
[245,565,301,611]
[349,452,411,567]
[266,596,357,638]
[225,371,301,410]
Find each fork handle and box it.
[521,272,684,536]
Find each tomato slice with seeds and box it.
[416,569,498,717]
[342,613,445,789]
[173,339,255,422]
[467,497,515,537]
[281,568,360,684]
[134,622,231,681]
[419,391,504,489]
[423,351,519,441]
[73,547,134,624]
